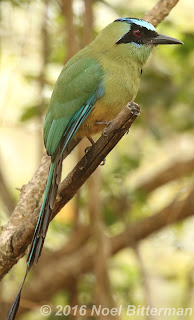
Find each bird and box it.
[6,17,183,320]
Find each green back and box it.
[44,52,103,156]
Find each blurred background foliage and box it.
[1,0,194,319]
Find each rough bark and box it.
[1,1,183,318]
[0,103,139,280]
[2,184,193,318]
[143,0,179,26]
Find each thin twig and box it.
[143,0,180,27]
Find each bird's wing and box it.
[5,58,105,320]
[44,56,104,157]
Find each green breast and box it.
[97,55,141,112]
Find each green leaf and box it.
[20,106,40,122]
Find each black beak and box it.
[147,33,184,45]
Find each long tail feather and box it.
[5,267,29,320]
[6,154,62,320]
[27,153,62,267]
[6,97,96,320]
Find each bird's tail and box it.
[27,153,62,267]
[5,153,62,320]
[27,138,80,267]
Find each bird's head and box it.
[92,18,183,65]
[115,18,183,46]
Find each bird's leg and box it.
[85,136,95,154]
[87,136,95,145]
[85,135,106,166]
[94,121,115,165]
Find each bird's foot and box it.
[95,120,113,137]
[85,136,95,154]
[95,120,113,126]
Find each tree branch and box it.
[0,0,183,312]
[88,170,116,314]
[2,184,193,319]
[0,102,140,280]
[0,165,16,216]
[135,155,194,193]
[61,0,79,61]
[143,0,180,27]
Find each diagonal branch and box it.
[54,103,140,214]
[135,155,194,193]
[2,184,193,319]
[143,0,180,26]
[0,102,140,280]
[0,0,182,289]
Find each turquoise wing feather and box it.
[27,89,105,265]
[44,56,104,157]
[27,58,105,266]
[5,57,105,320]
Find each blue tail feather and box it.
[27,158,57,267]
[6,86,105,320]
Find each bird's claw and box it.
[102,127,108,137]
[85,146,92,154]
[100,158,106,166]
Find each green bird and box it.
[6,17,183,320]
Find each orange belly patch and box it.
[75,99,124,138]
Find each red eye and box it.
[134,30,142,37]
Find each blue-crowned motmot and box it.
[6,17,183,320]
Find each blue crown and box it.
[115,18,156,31]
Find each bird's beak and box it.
[147,33,184,45]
